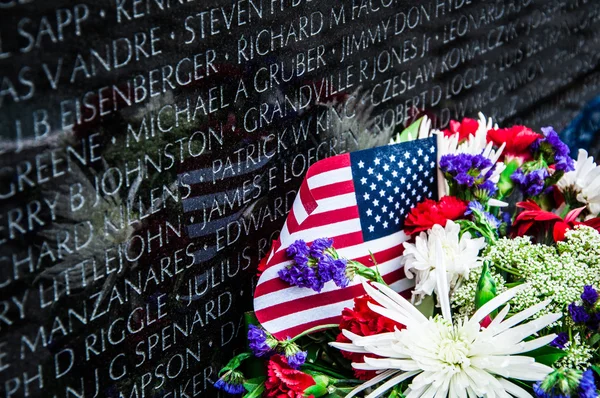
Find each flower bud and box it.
[475,262,497,313]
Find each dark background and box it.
[1,0,600,396]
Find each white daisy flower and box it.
[401,220,486,304]
[557,149,600,219]
[331,241,560,398]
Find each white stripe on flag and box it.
[308,167,352,189]
[254,257,402,310]
[313,193,357,214]
[292,190,310,224]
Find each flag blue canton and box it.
[350,137,438,242]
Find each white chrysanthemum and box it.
[331,245,560,398]
[402,220,486,303]
[557,149,600,219]
[435,112,497,157]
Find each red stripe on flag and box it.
[310,180,355,201]
[277,316,343,340]
[306,154,351,178]
[299,179,318,215]
[298,207,360,230]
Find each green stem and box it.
[492,263,522,277]
[289,324,339,343]
[301,363,349,380]
[559,204,571,219]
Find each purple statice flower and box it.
[283,340,307,369]
[569,303,590,324]
[512,168,550,197]
[533,382,569,398]
[287,350,307,369]
[286,240,309,259]
[279,262,324,292]
[440,153,498,195]
[578,369,598,398]
[215,374,245,395]
[549,332,569,349]
[309,238,333,260]
[326,256,350,288]
[534,127,575,172]
[280,238,348,293]
[581,285,599,306]
[248,325,276,358]
[466,201,501,228]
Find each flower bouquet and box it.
[215,114,600,397]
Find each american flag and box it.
[254,137,438,339]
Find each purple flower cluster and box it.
[282,339,307,369]
[439,153,498,195]
[533,382,569,398]
[569,303,591,324]
[568,285,600,331]
[533,127,575,172]
[286,349,307,369]
[247,325,307,368]
[582,285,599,306]
[578,369,598,398]
[248,325,275,358]
[549,332,569,349]
[214,378,245,395]
[511,168,550,197]
[279,238,349,292]
[465,201,501,229]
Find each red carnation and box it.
[487,126,541,163]
[404,196,468,235]
[265,355,315,398]
[443,118,480,142]
[336,295,404,380]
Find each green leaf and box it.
[524,346,567,366]
[313,375,330,387]
[243,382,265,398]
[498,159,520,198]
[592,365,600,377]
[589,333,600,347]
[396,117,423,143]
[220,352,252,375]
[304,385,329,397]
[244,311,260,327]
[415,294,434,318]
[243,377,266,392]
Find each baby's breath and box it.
[555,334,594,370]
[475,226,600,324]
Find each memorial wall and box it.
[0,0,599,396]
